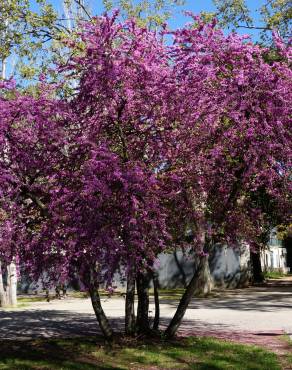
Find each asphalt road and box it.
[1,278,291,341]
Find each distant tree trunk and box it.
[173,249,187,288]
[250,251,264,284]
[0,260,17,308]
[0,261,8,307]
[125,269,136,335]
[0,59,18,309]
[194,255,213,295]
[45,288,50,302]
[152,272,160,331]
[7,261,17,307]
[136,272,150,334]
[164,256,206,339]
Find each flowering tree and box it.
[0,80,69,306]
[0,13,171,337]
[163,16,291,337]
[0,13,291,340]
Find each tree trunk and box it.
[164,256,206,339]
[7,261,17,307]
[125,269,136,335]
[194,255,213,295]
[87,266,113,342]
[152,272,160,331]
[250,251,264,284]
[89,287,114,342]
[0,260,17,308]
[173,250,187,288]
[0,261,8,307]
[1,53,18,308]
[136,272,150,333]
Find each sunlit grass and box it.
[18,296,48,303]
[71,288,186,300]
[279,334,292,368]
[264,271,289,279]
[0,336,283,370]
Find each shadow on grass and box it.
[0,337,109,370]
[0,336,282,370]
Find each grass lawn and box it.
[71,288,210,301]
[264,271,290,279]
[17,288,216,305]
[0,336,287,370]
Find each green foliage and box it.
[213,0,252,29]
[1,0,289,84]
[0,0,59,78]
[212,0,292,43]
[264,270,288,279]
[260,0,292,40]
[277,223,292,240]
[0,336,283,369]
[103,0,185,28]
[0,0,90,84]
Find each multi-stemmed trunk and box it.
[87,251,212,341]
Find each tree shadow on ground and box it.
[0,335,283,370]
[0,307,252,343]
[0,309,123,340]
[0,336,108,370]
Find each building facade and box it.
[261,229,289,273]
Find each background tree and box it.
[163,15,291,337]
[103,0,185,28]
[212,0,291,43]
[0,0,93,306]
[0,0,60,80]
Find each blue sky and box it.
[46,0,267,41]
[5,1,268,80]
[168,0,265,40]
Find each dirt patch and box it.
[178,328,290,355]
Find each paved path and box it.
[1,278,291,350]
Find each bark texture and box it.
[0,261,8,307]
[0,260,17,308]
[136,272,150,333]
[173,250,187,288]
[125,270,136,335]
[194,255,213,295]
[250,251,265,284]
[164,256,206,339]
[152,272,160,331]
[88,267,113,342]
[89,287,114,341]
